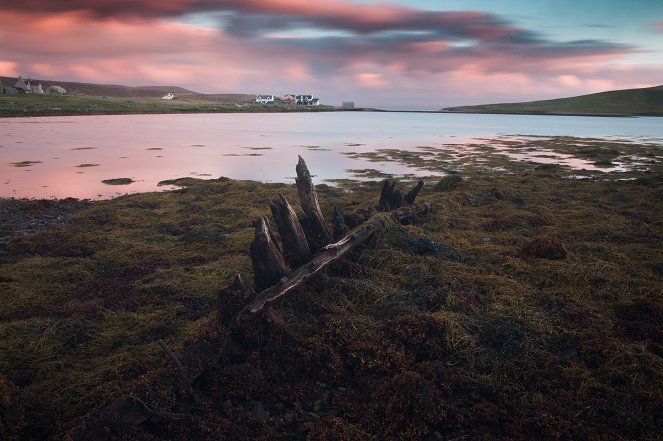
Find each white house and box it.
[295,94,312,104]
[161,93,175,100]
[256,94,274,104]
[14,77,44,94]
[295,95,320,106]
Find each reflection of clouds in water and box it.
[1,113,661,199]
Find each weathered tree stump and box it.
[236,214,391,322]
[380,180,424,211]
[235,159,433,326]
[379,180,406,211]
[295,156,331,252]
[250,216,289,291]
[270,193,312,268]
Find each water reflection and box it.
[1,113,662,199]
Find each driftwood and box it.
[250,216,289,291]
[393,201,433,224]
[296,155,331,252]
[270,193,312,268]
[235,159,432,324]
[236,215,390,322]
[405,180,424,205]
[379,180,423,211]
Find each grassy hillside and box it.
[0,76,200,98]
[0,76,330,116]
[444,84,663,116]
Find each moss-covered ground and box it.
[1,137,662,440]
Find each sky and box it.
[1,0,662,108]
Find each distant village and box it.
[256,94,321,106]
[1,77,344,108]
[1,77,66,95]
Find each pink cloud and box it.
[0,7,659,108]
[654,20,663,32]
[354,72,389,88]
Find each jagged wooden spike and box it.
[379,180,404,211]
[250,216,289,291]
[295,156,330,252]
[270,193,312,268]
[404,180,424,205]
[379,180,392,211]
[391,188,404,210]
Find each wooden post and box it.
[379,180,404,211]
[295,156,330,252]
[250,216,289,291]
[270,193,312,268]
[379,180,393,211]
[405,180,424,205]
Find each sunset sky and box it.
[2,0,662,108]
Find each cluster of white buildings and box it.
[256,94,321,106]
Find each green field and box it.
[444,84,663,116]
[0,94,332,117]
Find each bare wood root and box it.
[296,155,330,251]
[250,216,289,291]
[235,214,391,322]
[405,180,424,204]
[270,193,312,268]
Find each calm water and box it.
[1,112,662,199]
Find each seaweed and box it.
[0,139,661,440]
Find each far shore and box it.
[4,94,661,118]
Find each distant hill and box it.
[0,76,201,97]
[443,85,663,116]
